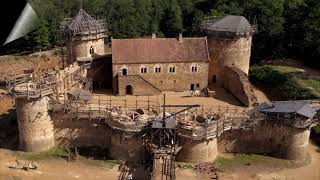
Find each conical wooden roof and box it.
[205,15,253,37]
[63,9,106,36]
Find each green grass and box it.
[13,147,118,169]
[270,65,304,74]
[297,79,320,97]
[213,154,290,171]
[176,162,194,169]
[15,147,69,161]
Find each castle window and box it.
[191,63,198,72]
[168,65,176,73]
[154,64,161,73]
[89,46,95,54]
[140,65,147,74]
[121,66,128,75]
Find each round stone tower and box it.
[62,9,107,65]
[16,96,55,152]
[204,15,255,85]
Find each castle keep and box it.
[7,9,319,179]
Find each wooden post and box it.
[148,96,150,109]
[39,83,42,98]
[202,104,204,115]
[98,95,101,115]
[136,96,138,109]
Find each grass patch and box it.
[15,147,68,161]
[213,154,290,171]
[297,79,320,97]
[13,147,118,169]
[270,65,304,74]
[176,162,194,169]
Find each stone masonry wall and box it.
[222,66,258,107]
[52,112,112,148]
[113,62,208,95]
[16,97,55,152]
[66,33,105,64]
[176,137,218,163]
[207,36,252,84]
[218,121,311,160]
[50,112,311,162]
[118,75,161,96]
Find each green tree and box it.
[160,0,183,37]
[32,18,50,51]
[106,0,140,38]
[191,9,204,35]
[133,0,153,36]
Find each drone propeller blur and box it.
[3,2,38,45]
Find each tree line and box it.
[2,0,320,68]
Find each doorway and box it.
[190,84,195,91]
[126,85,133,95]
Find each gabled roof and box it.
[63,9,106,36]
[112,37,209,64]
[205,15,252,36]
[255,101,317,118]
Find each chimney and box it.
[178,33,183,42]
[152,33,156,39]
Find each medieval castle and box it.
[7,9,319,179]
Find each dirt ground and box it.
[0,142,319,180]
[0,50,62,83]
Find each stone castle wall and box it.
[207,36,252,84]
[218,122,311,160]
[16,97,55,152]
[52,112,112,147]
[52,112,147,162]
[16,102,311,162]
[113,62,208,95]
[176,137,218,163]
[222,66,258,107]
[66,33,105,64]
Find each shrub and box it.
[249,65,287,85]
[314,125,320,134]
[249,65,316,100]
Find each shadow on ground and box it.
[118,161,152,180]
[0,108,18,150]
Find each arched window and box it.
[121,66,128,75]
[191,63,198,72]
[154,64,161,73]
[140,65,147,74]
[168,64,176,73]
[89,46,95,54]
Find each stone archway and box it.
[126,85,133,95]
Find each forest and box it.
[2,0,320,67]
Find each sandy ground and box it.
[0,96,14,115]
[93,87,244,109]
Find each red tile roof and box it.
[112,37,209,64]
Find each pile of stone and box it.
[194,163,219,179]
